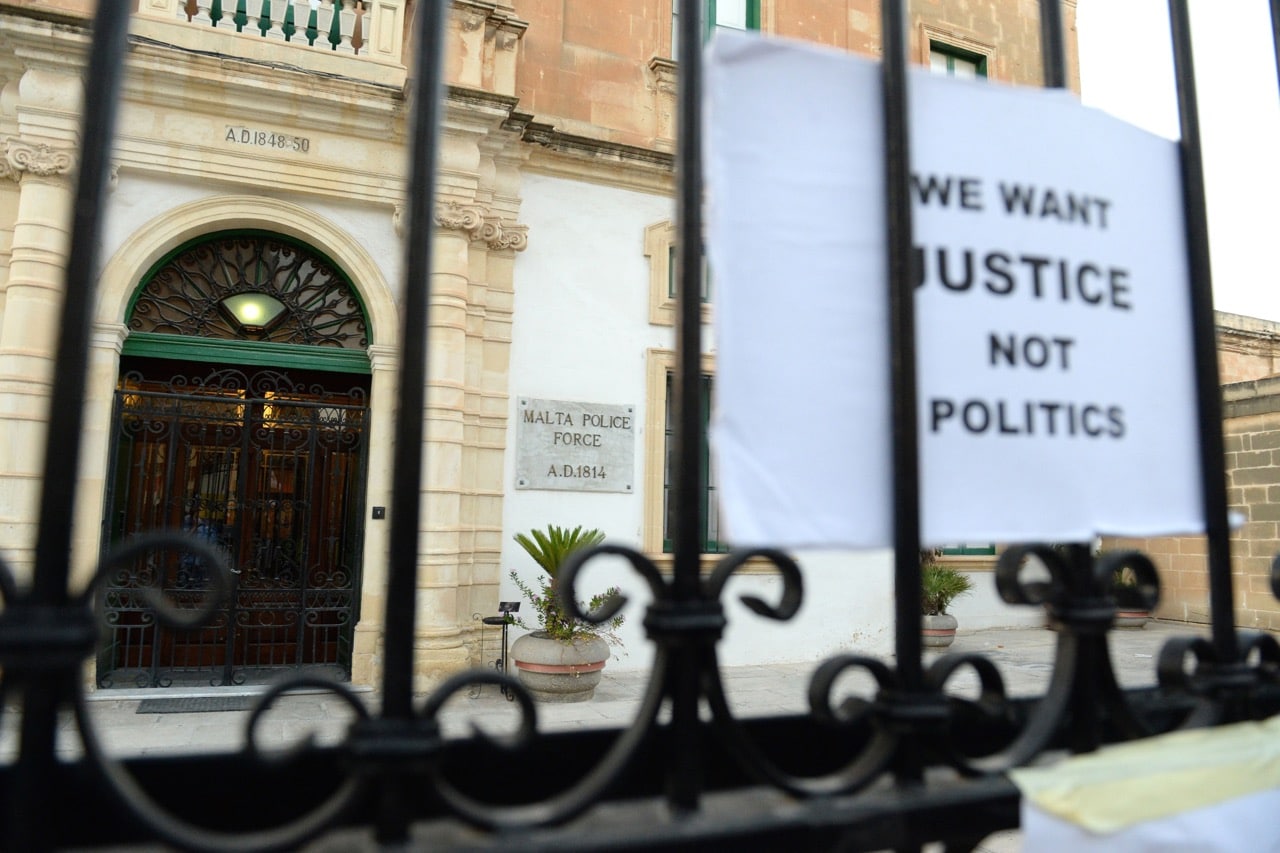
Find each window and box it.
[672,0,761,56]
[644,350,727,563]
[662,372,727,554]
[921,27,994,82]
[929,43,987,79]
[645,220,712,327]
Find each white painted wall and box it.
[502,172,671,670]
[502,172,912,670]
[951,570,1047,630]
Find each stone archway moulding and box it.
[95,195,398,350]
[72,195,400,621]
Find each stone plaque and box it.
[516,398,635,493]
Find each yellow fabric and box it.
[1009,715,1280,834]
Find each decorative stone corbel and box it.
[491,9,527,52]
[647,56,679,96]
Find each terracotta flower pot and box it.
[1114,610,1150,629]
[922,612,958,649]
[510,631,610,703]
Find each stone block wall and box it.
[1217,380,1280,631]
[1101,533,1210,624]
[1110,376,1280,632]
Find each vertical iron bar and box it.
[1272,0,1280,90]
[1066,545,1102,753]
[667,0,707,814]
[377,0,448,842]
[11,1,130,850]
[1167,0,1237,665]
[673,0,705,596]
[882,0,924,695]
[1039,0,1067,88]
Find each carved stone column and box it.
[391,192,527,691]
[0,135,75,584]
[350,342,400,687]
[406,201,479,691]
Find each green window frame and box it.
[673,0,760,56]
[662,372,728,554]
[929,42,988,79]
[940,544,997,557]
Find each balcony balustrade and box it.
[134,0,407,69]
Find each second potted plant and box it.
[1111,563,1151,629]
[508,524,624,702]
[921,549,974,649]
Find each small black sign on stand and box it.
[483,602,520,700]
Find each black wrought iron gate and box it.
[99,363,369,687]
[2,0,1280,851]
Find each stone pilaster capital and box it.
[477,216,527,252]
[2,136,75,182]
[434,200,488,234]
[434,200,528,252]
[392,200,528,252]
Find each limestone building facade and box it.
[1105,313,1280,633]
[0,0,1079,691]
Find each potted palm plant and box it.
[508,524,624,702]
[921,549,974,649]
[1111,564,1151,629]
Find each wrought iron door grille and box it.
[0,1,1278,851]
[99,364,369,688]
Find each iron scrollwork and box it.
[8,0,1280,847]
[6,531,1280,850]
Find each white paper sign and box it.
[705,32,1203,548]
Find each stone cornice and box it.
[1223,376,1280,419]
[125,36,403,141]
[446,85,521,120]
[518,121,674,172]
[2,136,74,182]
[1216,312,1280,358]
[506,111,674,194]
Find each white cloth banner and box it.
[1022,789,1280,853]
[1011,717,1280,852]
[705,32,1203,549]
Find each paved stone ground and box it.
[0,620,1212,851]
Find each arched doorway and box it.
[99,231,372,688]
